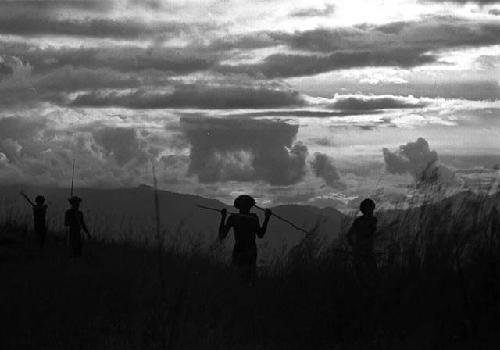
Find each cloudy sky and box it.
[1,0,500,208]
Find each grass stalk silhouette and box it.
[1,181,500,348]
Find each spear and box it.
[254,205,309,234]
[196,204,237,215]
[196,203,310,234]
[70,159,76,197]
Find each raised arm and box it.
[218,209,231,241]
[257,209,272,238]
[20,192,35,207]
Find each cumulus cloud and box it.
[93,127,147,166]
[310,153,343,188]
[71,83,305,109]
[0,59,14,78]
[0,115,70,184]
[383,138,456,185]
[0,112,187,188]
[0,116,47,144]
[180,116,308,185]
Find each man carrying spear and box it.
[218,195,272,286]
[64,160,91,257]
[65,196,91,257]
[20,191,48,247]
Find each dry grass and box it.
[1,186,500,349]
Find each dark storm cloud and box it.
[71,84,305,109]
[0,56,148,107]
[0,43,219,75]
[0,116,47,141]
[0,0,213,41]
[180,117,308,185]
[0,15,200,40]
[35,65,142,93]
[219,16,500,54]
[368,17,500,49]
[383,138,456,185]
[217,16,500,77]
[0,61,13,78]
[310,138,334,147]
[93,127,146,166]
[215,109,383,118]
[219,49,438,78]
[290,4,335,17]
[3,15,500,80]
[0,0,113,14]
[310,153,343,188]
[291,16,500,52]
[207,32,283,51]
[329,95,428,110]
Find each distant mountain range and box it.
[2,184,497,261]
[0,185,344,260]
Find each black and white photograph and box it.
[1,0,500,348]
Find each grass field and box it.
[1,191,500,349]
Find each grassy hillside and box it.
[1,194,500,350]
[0,185,344,260]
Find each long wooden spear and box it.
[70,159,76,197]
[254,205,309,234]
[195,204,237,215]
[196,203,310,234]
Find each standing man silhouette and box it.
[20,192,48,247]
[65,196,90,257]
[347,198,378,285]
[347,198,379,336]
[219,195,271,286]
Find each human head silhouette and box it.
[234,195,255,213]
[35,195,45,205]
[360,198,375,216]
[68,196,82,209]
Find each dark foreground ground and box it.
[1,226,499,350]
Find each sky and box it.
[0,0,500,208]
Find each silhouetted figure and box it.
[219,195,271,286]
[347,198,378,285]
[20,192,47,247]
[65,196,90,257]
